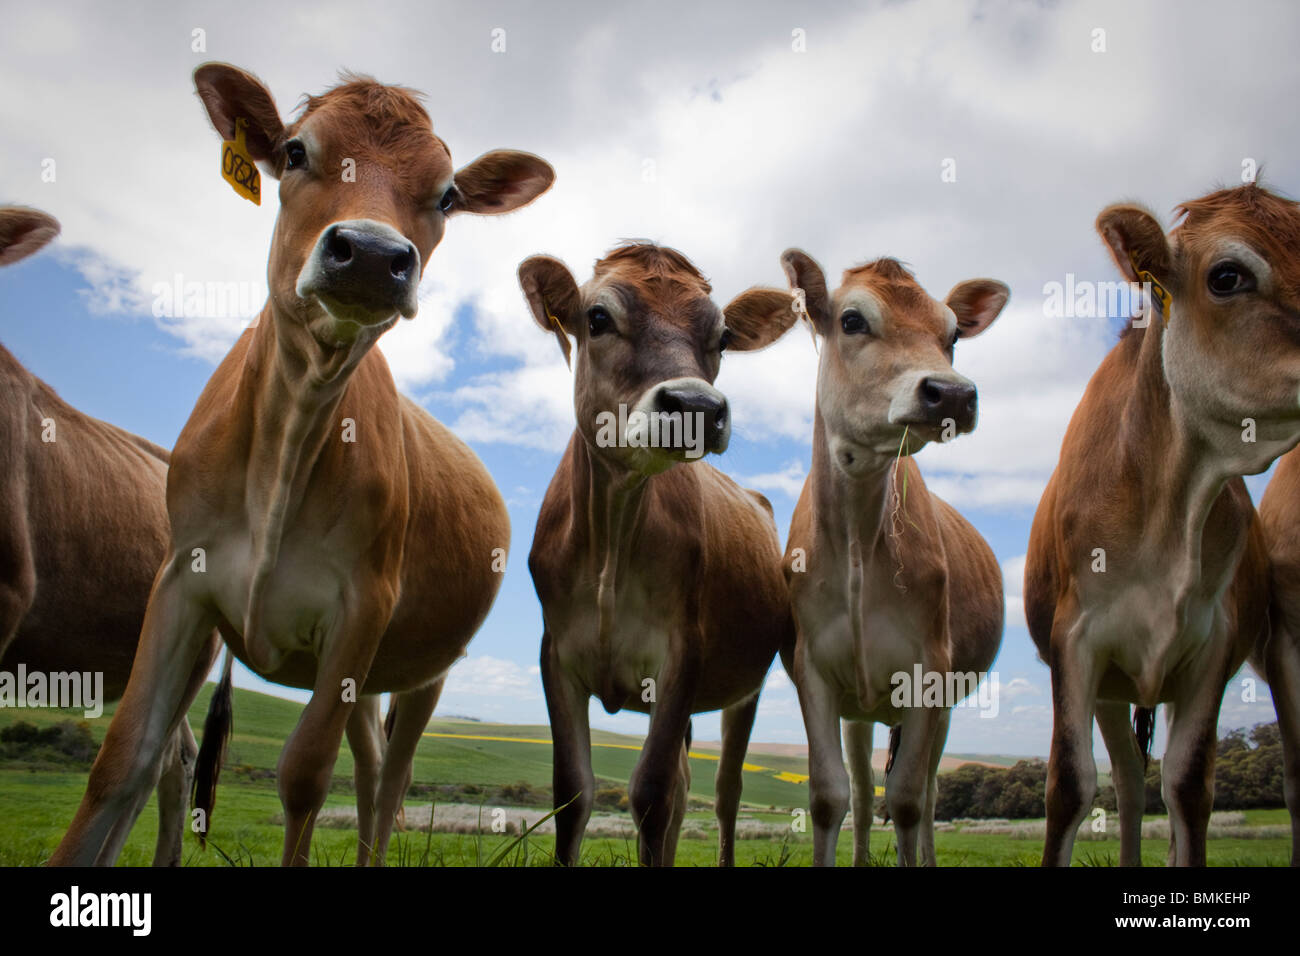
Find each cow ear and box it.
[946,280,1009,339]
[519,255,581,368]
[194,62,286,173]
[780,248,831,337]
[721,288,798,352]
[0,207,60,266]
[452,151,555,216]
[1096,203,1173,285]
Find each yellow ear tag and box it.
[221,118,261,205]
[1129,252,1171,325]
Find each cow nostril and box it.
[326,230,353,265]
[657,391,684,416]
[714,405,728,431]
[390,248,413,279]
[921,379,943,407]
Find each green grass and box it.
[0,684,1292,866]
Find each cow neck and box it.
[1122,320,1240,614]
[808,403,895,708]
[236,302,376,672]
[571,431,650,707]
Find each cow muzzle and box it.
[296,220,421,324]
[628,377,731,461]
[889,373,978,437]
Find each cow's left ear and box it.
[0,207,60,266]
[452,151,555,215]
[946,279,1009,338]
[721,287,798,352]
[518,254,581,367]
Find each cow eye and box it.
[285,140,307,171]
[439,188,456,213]
[841,310,869,335]
[1207,261,1254,297]
[588,306,613,336]
[719,328,733,352]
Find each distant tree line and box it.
[930,721,1286,820]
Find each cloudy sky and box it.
[1,0,1295,758]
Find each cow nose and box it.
[303,221,420,321]
[918,377,977,430]
[655,384,730,453]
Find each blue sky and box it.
[2,0,1296,757]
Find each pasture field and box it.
[0,684,1290,866]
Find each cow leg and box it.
[715,693,758,867]
[1161,667,1228,867]
[630,655,699,867]
[50,571,217,866]
[345,695,383,866]
[1042,635,1099,867]
[888,705,940,867]
[844,718,874,866]
[540,632,593,866]
[1263,630,1300,865]
[798,663,848,867]
[919,708,950,866]
[370,678,443,865]
[152,718,198,867]
[659,736,691,865]
[278,607,388,867]
[1095,700,1145,866]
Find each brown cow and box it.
[728,251,1008,866]
[520,242,796,866]
[1254,450,1300,865]
[0,207,201,866]
[1025,183,1300,866]
[50,64,553,866]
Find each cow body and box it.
[521,242,795,866]
[734,251,1007,866]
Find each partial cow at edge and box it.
[1255,448,1300,866]
[0,206,204,866]
[1025,182,1300,867]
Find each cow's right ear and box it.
[780,248,831,337]
[519,255,581,368]
[194,63,286,174]
[1096,203,1173,286]
[0,207,60,267]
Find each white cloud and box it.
[441,655,541,700]
[738,459,807,500]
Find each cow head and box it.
[726,249,1007,477]
[1099,183,1300,473]
[194,63,554,361]
[519,242,792,474]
